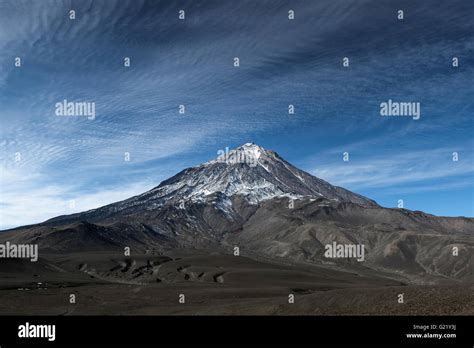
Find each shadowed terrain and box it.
[1,144,473,315]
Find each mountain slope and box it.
[43,143,376,226]
[1,143,473,283]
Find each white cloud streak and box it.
[313,148,474,191]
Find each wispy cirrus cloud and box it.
[313,148,474,192]
[0,165,156,229]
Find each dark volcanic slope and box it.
[1,144,473,284]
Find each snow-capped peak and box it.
[236,143,262,162]
[94,143,377,215]
[207,143,269,168]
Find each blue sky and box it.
[0,0,473,229]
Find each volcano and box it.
[43,143,377,224]
[1,144,473,315]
